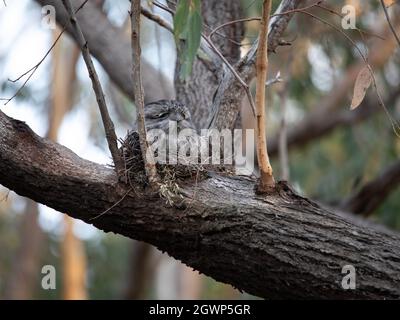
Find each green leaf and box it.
[188,10,202,58]
[183,10,202,77]
[173,0,190,42]
[173,0,203,80]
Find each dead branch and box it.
[207,0,304,131]
[61,0,124,173]
[34,0,174,103]
[130,0,159,187]
[255,0,275,192]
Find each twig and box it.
[316,3,385,40]
[380,0,400,49]
[130,0,160,188]
[89,188,132,221]
[209,17,261,41]
[0,0,90,105]
[255,0,275,192]
[0,28,65,105]
[294,10,400,137]
[148,0,256,116]
[203,36,256,116]
[266,71,283,87]
[140,6,173,32]
[153,0,174,15]
[61,0,124,173]
[141,2,220,72]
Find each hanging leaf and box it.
[173,0,190,42]
[180,10,202,78]
[173,0,203,80]
[350,66,373,110]
[383,0,395,8]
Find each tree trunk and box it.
[174,0,244,129]
[3,199,44,299]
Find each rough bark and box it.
[207,0,304,131]
[1,110,400,299]
[174,0,244,129]
[34,0,174,103]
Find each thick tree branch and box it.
[341,160,400,217]
[34,0,174,103]
[1,110,400,299]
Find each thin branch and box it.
[61,0,124,173]
[293,9,400,137]
[153,0,174,15]
[0,28,64,105]
[255,0,275,192]
[90,188,132,221]
[140,2,221,73]
[208,17,261,42]
[147,0,256,116]
[130,0,160,188]
[380,0,400,49]
[0,0,89,105]
[266,71,283,87]
[208,0,323,41]
[140,6,173,32]
[202,36,256,116]
[316,3,385,40]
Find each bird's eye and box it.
[147,111,168,120]
[156,112,168,118]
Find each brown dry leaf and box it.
[383,0,395,8]
[350,66,373,110]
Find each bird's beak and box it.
[181,119,196,131]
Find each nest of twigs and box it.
[119,131,217,204]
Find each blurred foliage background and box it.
[0,0,399,299]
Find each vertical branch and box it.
[278,57,292,181]
[255,0,275,192]
[130,0,159,187]
[61,0,124,173]
[278,86,290,181]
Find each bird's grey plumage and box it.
[120,100,234,186]
[121,100,197,184]
[131,100,195,133]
